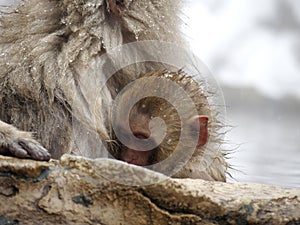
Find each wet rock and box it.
[0,154,299,225]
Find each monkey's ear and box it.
[196,116,209,147]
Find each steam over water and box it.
[223,87,300,187]
[185,0,300,187]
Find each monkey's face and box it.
[108,0,126,17]
[110,71,211,171]
[117,113,158,166]
[105,0,181,42]
[113,104,209,168]
[120,146,156,166]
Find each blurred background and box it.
[1,0,299,187]
[183,0,300,187]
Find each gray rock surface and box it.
[0,154,299,225]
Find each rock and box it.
[0,155,299,225]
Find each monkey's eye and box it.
[115,0,125,7]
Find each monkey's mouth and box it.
[124,159,144,166]
[119,146,157,167]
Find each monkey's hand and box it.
[0,121,51,161]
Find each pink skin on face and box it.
[108,0,126,18]
[121,148,153,166]
[120,113,155,166]
[119,114,209,166]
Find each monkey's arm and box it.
[0,120,51,161]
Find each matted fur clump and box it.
[0,0,229,181]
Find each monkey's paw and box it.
[0,137,51,161]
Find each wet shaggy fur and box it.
[112,70,228,181]
[0,0,228,180]
[0,0,183,158]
